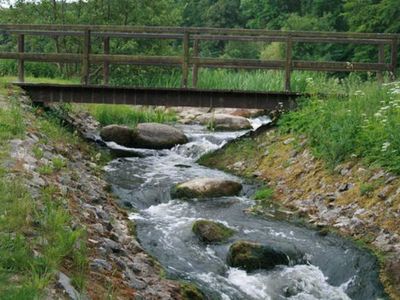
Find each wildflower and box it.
[381,142,391,152]
[374,112,382,118]
[354,90,365,96]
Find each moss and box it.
[170,185,201,199]
[227,240,289,271]
[192,220,235,244]
[180,282,205,300]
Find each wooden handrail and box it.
[1,24,399,39]
[0,24,398,90]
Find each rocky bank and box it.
[2,89,190,299]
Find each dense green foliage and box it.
[279,80,400,174]
[0,0,398,85]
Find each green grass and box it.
[51,157,66,171]
[85,104,177,127]
[108,68,343,93]
[0,98,25,142]
[37,163,54,175]
[253,187,274,201]
[279,79,400,174]
[0,69,344,93]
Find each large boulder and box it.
[171,178,242,199]
[227,240,290,271]
[100,125,134,147]
[192,220,235,244]
[196,114,252,131]
[100,123,188,149]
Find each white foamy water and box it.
[227,265,351,300]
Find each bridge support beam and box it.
[16,83,301,110]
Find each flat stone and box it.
[171,177,242,199]
[102,238,122,253]
[57,272,88,300]
[90,258,112,271]
[91,223,104,234]
[338,183,352,192]
[378,186,391,200]
[196,113,252,131]
[283,138,295,145]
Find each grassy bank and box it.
[279,80,400,174]
[0,87,88,297]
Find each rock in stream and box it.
[171,177,242,199]
[100,123,188,149]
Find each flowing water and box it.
[104,117,385,300]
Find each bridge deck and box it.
[16,83,302,110]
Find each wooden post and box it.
[377,44,385,82]
[192,39,200,88]
[81,29,91,85]
[17,34,25,83]
[284,35,293,91]
[377,44,385,83]
[181,32,190,88]
[103,36,110,85]
[390,37,398,81]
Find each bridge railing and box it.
[0,24,398,91]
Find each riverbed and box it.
[104,117,385,300]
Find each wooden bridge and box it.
[0,25,398,109]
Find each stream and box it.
[104,117,385,300]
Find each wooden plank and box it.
[5,29,393,45]
[6,29,83,37]
[181,32,190,88]
[1,24,398,40]
[190,57,284,69]
[16,83,301,110]
[192,39,200,87]
[0,52,81,62]
[293,36,391,45]
[391,37,398,80]
[285,35,292,91]
[81,29,91,85]
[377,44,385,83]
[17,34,24,83]
[95,32,183,39]
[103,36,110,85]
[90,54,181,65]
[192,34,286,42]
[192,34,392,45]
[292,61,389,72]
